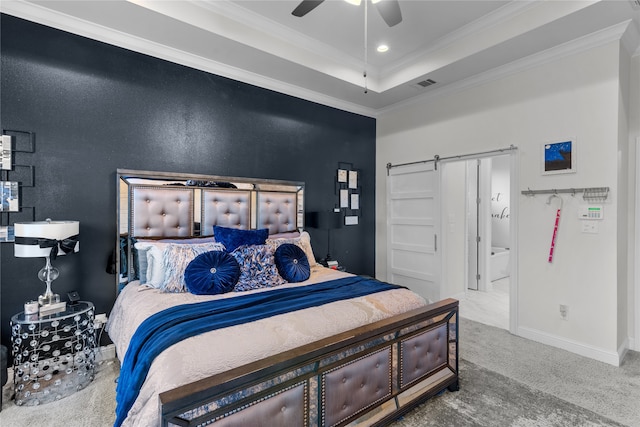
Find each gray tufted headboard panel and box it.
[130,186,195,238]
[118,169,305,288]
[201,189,251,235]
[257,191,298,235]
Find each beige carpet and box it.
[1,359,119,427]
[394,359,627,427]
[2,319,639,427]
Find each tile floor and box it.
[458,277,509,330]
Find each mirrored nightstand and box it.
[10,301,96,406]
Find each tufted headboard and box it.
[257,191,298,235]
[117,169,304,289]
[130,186,195,238]
[201,189,252,235]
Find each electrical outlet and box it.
[559,304,568,320]
[95,313,108,325]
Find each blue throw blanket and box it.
[114,276,403,426]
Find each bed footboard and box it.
[159,298,458,427]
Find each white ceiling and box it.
[1,0,640,116]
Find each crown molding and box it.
[0,0,634,119]
[0,0,377,118]
[379,20,633,116]
[621,18,640,57]
[196,0,365,74]
[381,0,538,77]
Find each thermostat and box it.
[579,205,603,220]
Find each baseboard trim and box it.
[618,338,630,366]
[517,326,621,367]
[95,344,117,363]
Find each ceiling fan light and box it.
[344,0,361,5]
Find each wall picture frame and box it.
[1,135,13,170]
[340,189,349,208]
[542,139,576,175]
[350,193,359,210]
[345,215,358,226]
[337,169,347,183]
[1,181,19,212]
[348,170,358,189]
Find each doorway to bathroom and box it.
[463,154,511,330]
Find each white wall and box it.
[441,161,467,298]
[617,42,631,354]
[631,52,640,351]
[376,40,629,364]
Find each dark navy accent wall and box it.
[0,14,376,350]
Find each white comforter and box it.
[106,266,426,427]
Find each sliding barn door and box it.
[387,162,441,303]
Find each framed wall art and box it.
[542,138,576,175]
[1,181,19,212]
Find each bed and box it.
[107,169,459,427]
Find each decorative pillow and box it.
[274,244,310,283]
[266,231,317,268]
[136,247,150,284]
[231,244,286,292]
[134,238,218,285]
[160,242,225,292]
[137,242,224,290]
[184,251,241,295]
[143,245,165,287]
[214,226,269,252]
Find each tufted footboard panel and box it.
[400,323,448,388]
[160,298,458,427]
[322,348,392,427]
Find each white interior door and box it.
[387,162,441,303]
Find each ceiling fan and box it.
[292,0,403,27]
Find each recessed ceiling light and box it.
[377,44,389,53]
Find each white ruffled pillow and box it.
[134,238,216,284]
[136,241,224,290]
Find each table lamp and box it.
[305,211,342,265]
[14,219,79,306]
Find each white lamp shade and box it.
[14,220,79,258]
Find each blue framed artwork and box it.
[542,139,576,175]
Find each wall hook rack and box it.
[521,187,609,203]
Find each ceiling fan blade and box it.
[374,0,402,27]
[292,0,325,17]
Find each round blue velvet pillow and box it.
[184,250,241,295]
[274,244,310,283]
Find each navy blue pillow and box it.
[184,250,241,295]
[274,244,310,283]
[214,226,269,252]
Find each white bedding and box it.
[106,266,427,427]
